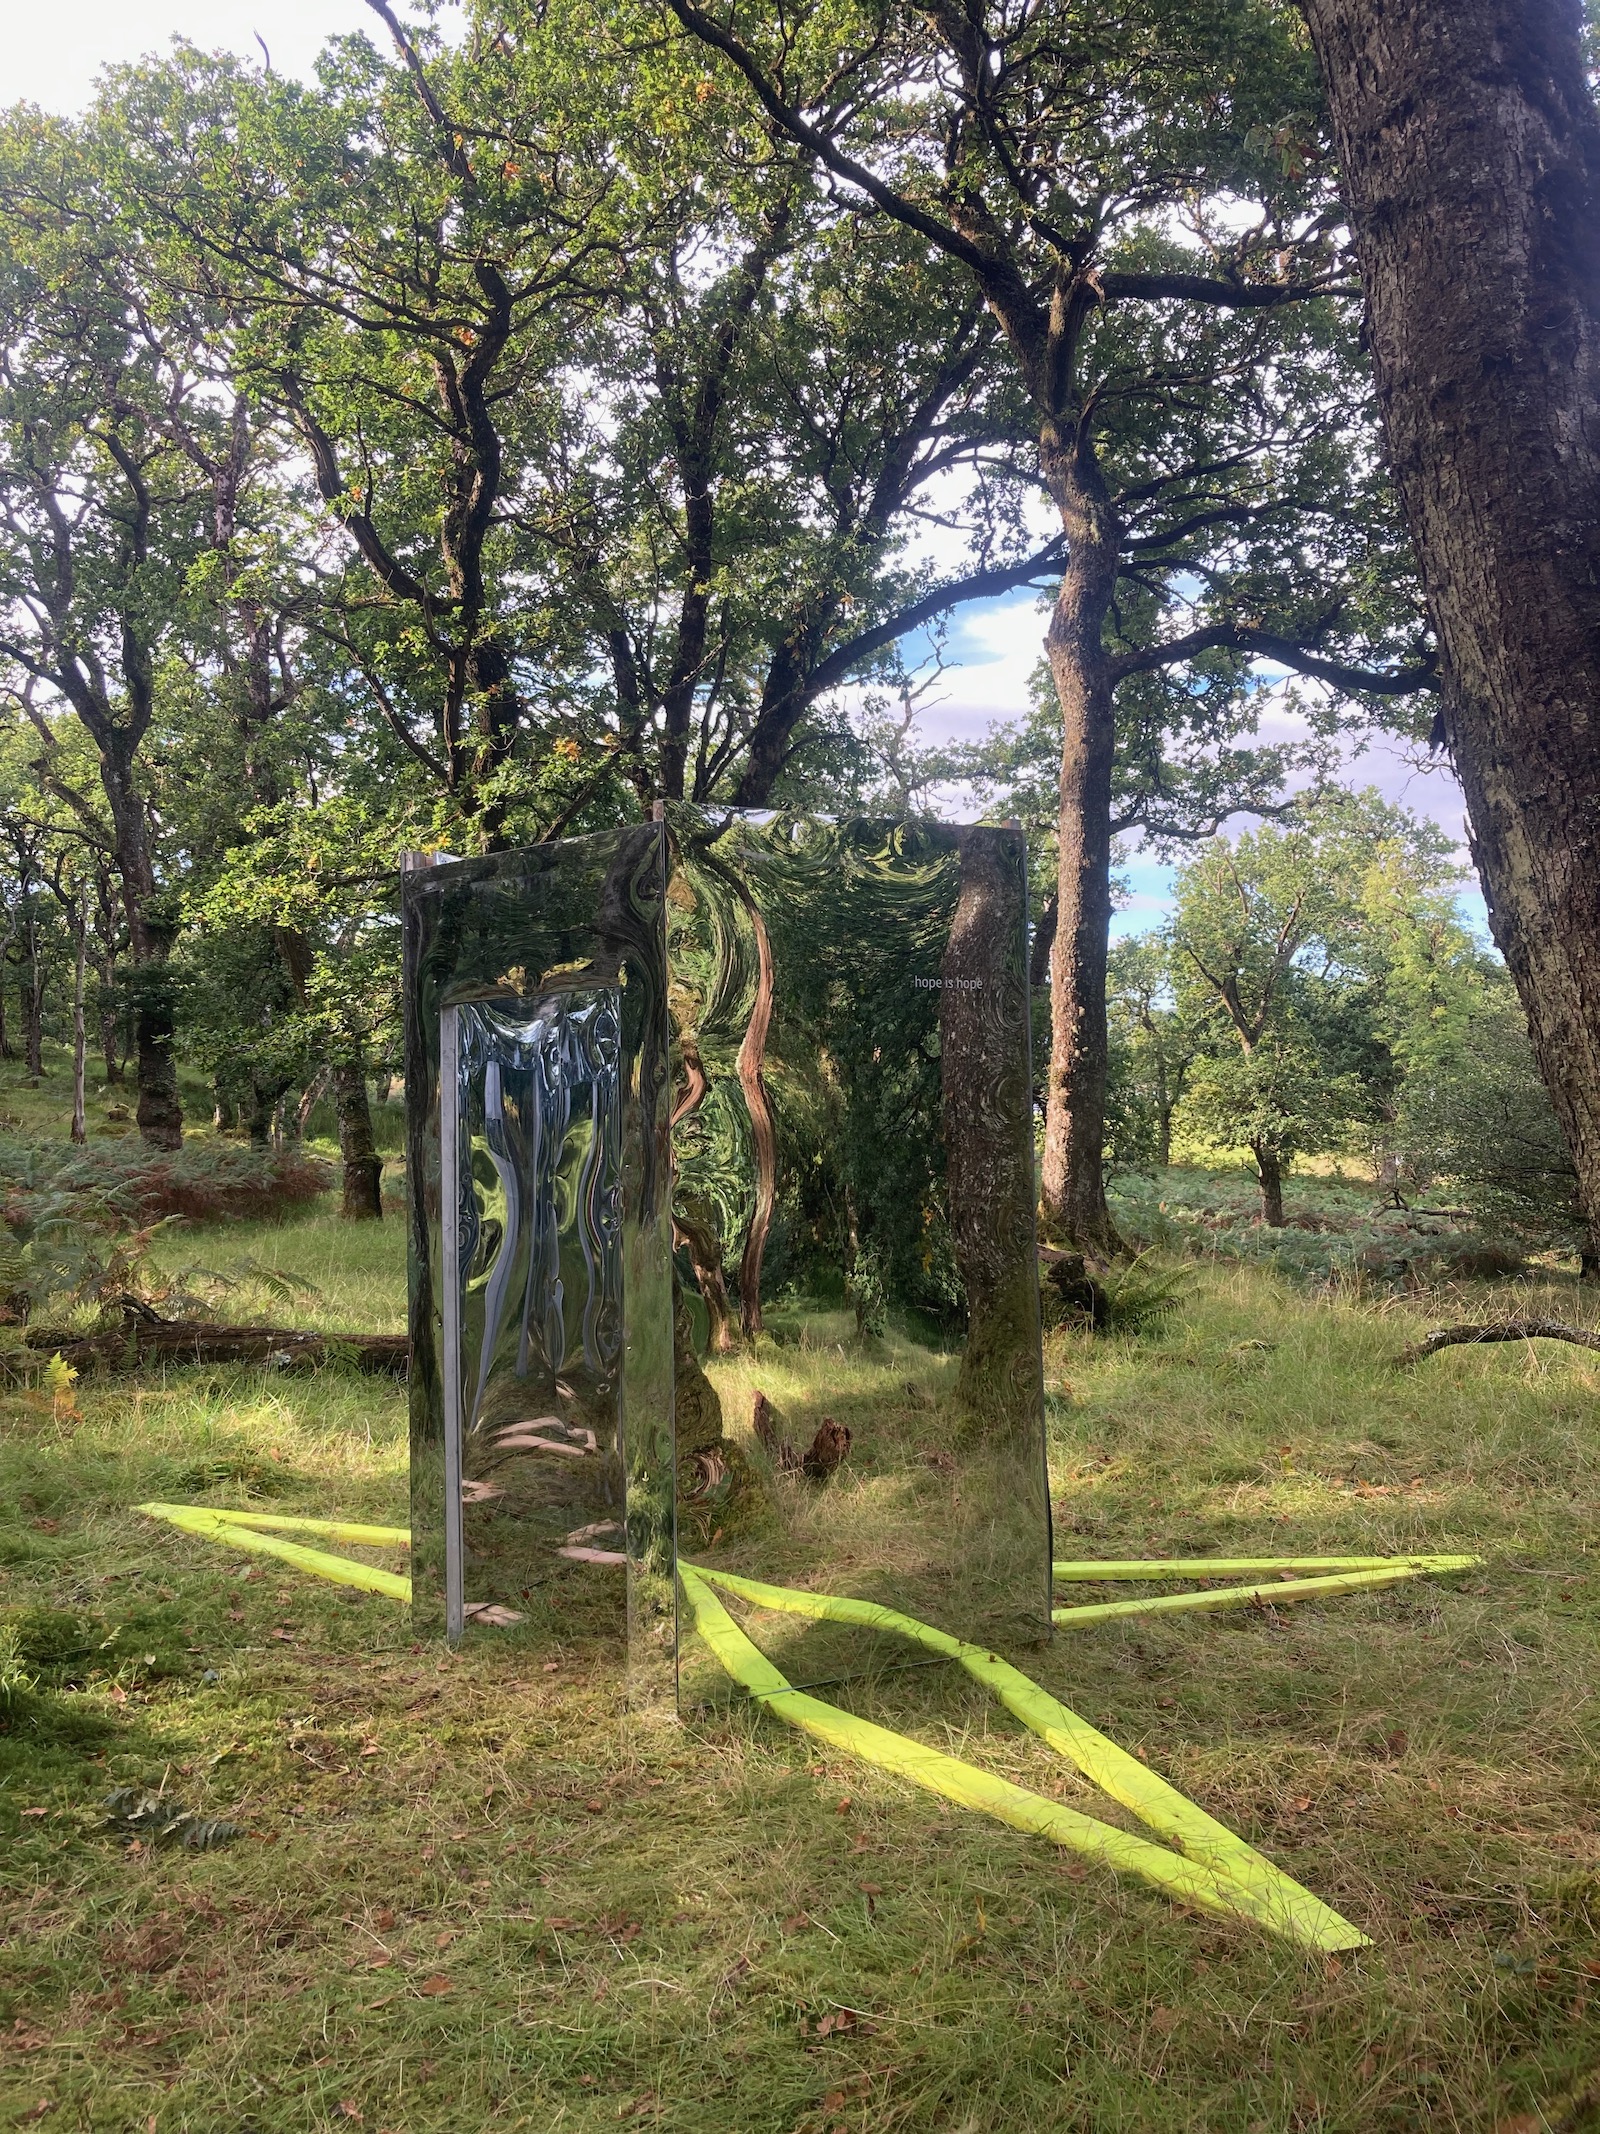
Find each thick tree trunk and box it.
[334,1057,383,1220]
[1039,437,1123,1256]
[672,1205,736,1352]
[245,1075,275,1150]
[1253,1141,1286,1228]
[25,1319,409,1377]
[98,744,182,1150]
[1302,0,1600,1256]
[940,827,1041,1424]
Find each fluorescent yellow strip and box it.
[1050,1561,1478,1628]
[693,1563,1335,1931]
[136,1503,411,1548]
[138,1503,413,1601]
[677,1564,1286,1930]
[1053,1556,1475,1581]
[683,1563,1369,1952]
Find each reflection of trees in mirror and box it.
[668,813,1042,1435]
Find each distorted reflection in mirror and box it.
[403,830,675,1706]
[666,814,1051,1710]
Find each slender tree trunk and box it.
[1302,0,1600,1258]
[22,945,44,1082]
[70,912,87,1145]
[940,827,1041,1424]
[1039,434,1123,1256]
[295,1067,329,1139]
[672,1206,736,1352]
[334,1057,384,1219]
[1253,1141,1286,1228]
[0,955,10,1061]
[1157,1107,1173,1171]
[213,1082,238,1134]
[99,965,121,1086]
[725,870,776,1340]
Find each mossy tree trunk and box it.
[940,827,1043,1426]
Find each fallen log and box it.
[1391,1319,1600,1370]
[21,1321,409,1378]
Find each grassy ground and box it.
[6,1188,1600,2130]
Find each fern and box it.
[1100,1249,1190,1332]
[101,1788,244,1850]
[232,1258,324,1304]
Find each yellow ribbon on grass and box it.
[140,1500,1476,1951]
[681,1560,1376,1952]
[137,1503,412,1601]
[1049,1554,1477,1627]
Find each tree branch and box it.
[1109,624,1438,696]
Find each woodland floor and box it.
[4,1105,1600,2128]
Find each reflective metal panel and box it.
[668,814,1051,1709]
[403,829,675,1703]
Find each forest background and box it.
[0,0,1577,1285]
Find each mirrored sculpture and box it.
[666,814,1052,1709]
[404,828,677,1706]
[404,813,1051,1715]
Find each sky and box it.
[910,591,1487,941]
[4,1,1485,940]
[2,1,378,110]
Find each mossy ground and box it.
[4,1146,1600,2129]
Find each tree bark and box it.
[1253,1140,1286,1228]
[1039,430,1123,1255]
[24,1319,408,1377]
[334,1057,384,1220]
[70,911,87,1145]
[97,741,182,1149]
[672,1204,736,1352]
[244,1074,276,1150]
[716,865,776,1341]
[1302,0,1600,1256]
[940,828,1042,1424]
[21,929,44,1082]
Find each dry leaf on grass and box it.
[416,1974,453,1997]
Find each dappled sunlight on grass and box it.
[5,1252,1600,2129]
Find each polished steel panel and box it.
[666,814,1051,1710]
[403,828,675,1703]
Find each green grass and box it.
[6,1199,1600,2129]
[141,1204,411,1338]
